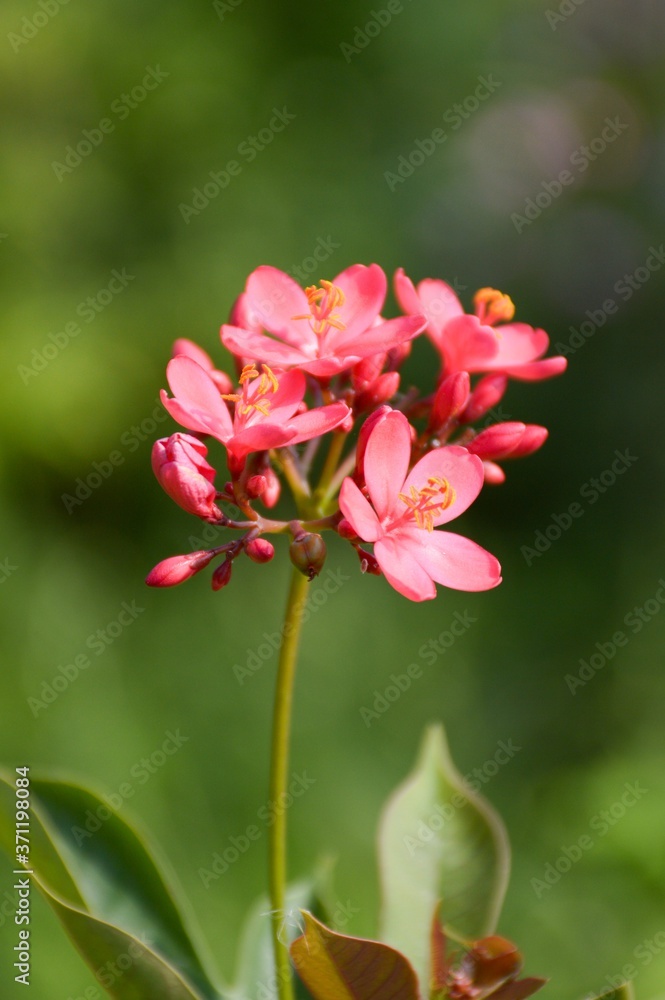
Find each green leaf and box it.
[290,912,420,1000]
[37,877,209,999]
[232,879,329,1000]
[0,771,223,999]
[377,725,510,988]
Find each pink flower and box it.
[394,269,566,382]
[339,410,501,601]
[160,355,349,474]
[221,264,426,378]
[152,433,221,520]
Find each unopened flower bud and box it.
[460,374,508,424]
[246,474,267,499]
[508,424,548,458]
[352,353,387,393]
[428,371,470,431]
[338,518,358,540]
[356,371,400,413]
[246,538,275,563]
[483,460,506,485]
[146,550,216,588]
[261,467,281,508]
[467,422,527,460]
[211,559,233,591]
[152,434,221,520]
[289,533,326,579]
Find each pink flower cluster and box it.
[147,264,565,601]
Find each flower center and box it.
[221,363,278,417]
[474,287,515,327]
[398,476,456,531]
[292,280,347,337]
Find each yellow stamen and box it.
[398,476,456,531]
[221,364,279,417]
[292,280,347,336]
[474,287,515,327]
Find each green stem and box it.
[315,431,348,502]
[268,566,310,1000]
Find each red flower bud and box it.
[466,422,527,460]
[460,374,508,424]
[338,518,358,540]
[246,474,267,499]
[211,559,233,591]
[246,538,275,563]
[146,550,216,587]
[429,371,470,431]
[261,467,281,508]
[152,434,221,520]
[289,533,326,579]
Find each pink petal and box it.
[160,464,219,518]
[402,445,485,526]
[221,325,314,367]
[364,410,413,521]
[331,314,425,355]
[331,263,386,343]
[250,368,305,426]
[229,424,296,460]
[438,315,501,372]
[172,338,214,369]
[245,266,318,349]
[415,277,465,332]
[165,356,233,439]
[339,478,382,542]
[498,356,567,381]
[410,530,502,591]
[298,355,360,378]
[374,534,437,601]
[393,268,423,316]
[287,402,350,445]
[490,323,550,365]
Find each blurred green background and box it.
[1,0,664,997]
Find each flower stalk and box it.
[268,566,310,1000]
